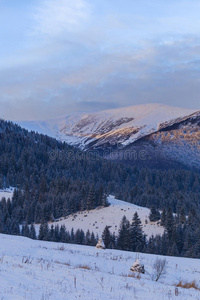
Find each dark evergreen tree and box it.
[60,225,67,243]
[38,224,44,241]
[170,242,179,257]
[117,216,130,251]
[161,208,166,226]
[129,212,146,252]
[102,226,112,248]
[86,186,96,210]
[149,206,161,222]
[90,232,96,246]
[21,223,30,237]
[85,230,91,245]
[70,228,75,243]
[165,207,174,240]
[29,224,36,239]
[74,229,85,244]
[53,225,60,242]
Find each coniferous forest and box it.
[0,119,200,258]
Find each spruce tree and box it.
[170,242,179,256]
[166,207,174,240]
[129,212,145,252]
[102,226,112,248]
[90,232,96,246]
[149,206,161,222]
[38,224,44,240]
[85,230,91,245]
[29,224,36,240]
[86,186,96,210]
[60,225,67,243]
[117,216,130,251]
[161,208,166,226]
[23,223,30,237]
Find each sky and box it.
[0,0,200,121]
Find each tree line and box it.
[13,206,200,259]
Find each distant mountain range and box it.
[17,103,200,169]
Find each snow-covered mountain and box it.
[18,103,198,149]
[17,103,200,169]
[120,110,200,169]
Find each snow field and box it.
[0,234,200,300]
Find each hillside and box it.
[0,234,200,300]
[109,111,200,169]
[41,195,164,238]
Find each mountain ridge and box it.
[17,103,200,169]
[17,103,199,147]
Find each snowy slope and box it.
[0,187,14,200]
[18,104,198,149]
[35,196,164,238]
[0,233,200,300]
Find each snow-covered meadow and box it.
[41,195,164,238]
[0,234,200,300]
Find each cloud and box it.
[0,1,200,121]
[1,35,200,121]
[33,0,91,37]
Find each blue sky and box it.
[0,0,200,120]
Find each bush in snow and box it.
[152,258,167,281]
[96,238,105,249]
[130,259,145,274]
